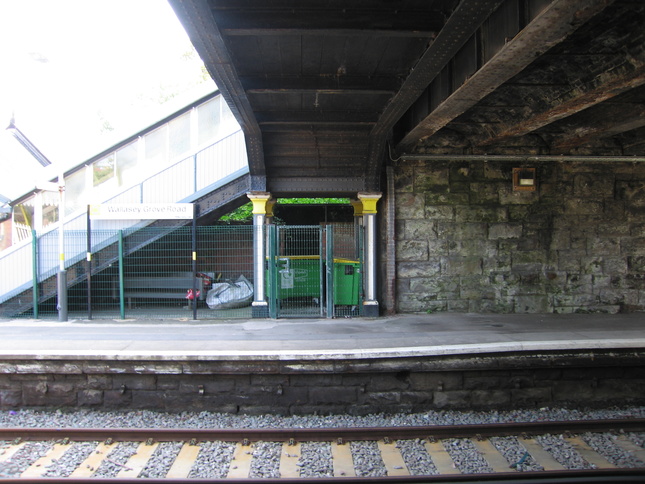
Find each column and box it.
[357,192,381,317]
[247,191,272,318]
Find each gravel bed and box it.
[629,432,645,447]
[0,440,53,478]
[189,440,236,478]
[535,434,593,470]
[490,436,542,472]
[139,441,183,478]
[351,440,387,477]
[249,441,281,478]
[92,441,139,478]
[397,438,439,475]
[443,438,493,474]
[1,406,643,430]
[42,441,97,477]
[582,432,645,468]
[298,441,333,477]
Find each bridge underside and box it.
[169,0,645,197]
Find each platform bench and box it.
[113,274,208,308]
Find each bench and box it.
[113,273,213,308]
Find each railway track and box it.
[1,419,644,482]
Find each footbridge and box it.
[0,91,250,317]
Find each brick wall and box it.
[393,160,645,313]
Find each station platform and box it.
[0,312,643,361]
[0,313,644,412]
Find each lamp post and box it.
[6,120,68,321]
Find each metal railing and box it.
[0,129,248,306]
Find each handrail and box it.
[0,129,247,305]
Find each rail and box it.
[0,419,644,481]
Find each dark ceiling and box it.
[169,0,645,197]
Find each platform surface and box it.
[0,313,643,361]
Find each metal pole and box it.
[325,225,334,318]
[86,205,92,320]
[253,213,266,304]
[118,230,125,319]
[319,226,324,317]
[268,224,277,319]
[191,204,198,321]
[364,213,377,302]
[57,173,67,322]
[397,153,645,163]
[31,229,39,319]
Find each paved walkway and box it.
[0,313,643,361]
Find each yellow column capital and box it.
[246,192,273,215]
[357,192,382,214]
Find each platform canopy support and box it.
[247,191,273,318]
[357,192,382,317]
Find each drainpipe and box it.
[396,154,645,162]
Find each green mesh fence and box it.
[268,224,362,319]
[10,223,361,320]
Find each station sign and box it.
[89,203,194,220]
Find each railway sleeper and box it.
[1,429,644,479]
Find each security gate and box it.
[267,224,362,318]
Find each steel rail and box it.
[0,468,644,483]
[1,419,643,483]
[1,418,643,443]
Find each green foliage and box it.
[278,198,349,205]
[217,198,350,223]
[218,202,253,222]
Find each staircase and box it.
[0,92,249,317]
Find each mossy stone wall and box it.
[393,160,645,314]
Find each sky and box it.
[0,0,215,201]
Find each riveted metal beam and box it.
[168,0,266,179]
[366,0,506,190]
[396,0,616,153]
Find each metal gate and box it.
[267,224,362,318]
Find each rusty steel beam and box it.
[481,64,645,147]
[365,0,506,190]
[550,103,645,152]
[208,5,447,33]
[396,0,616,153]
[256,111,381,125]
[222,28,437,38]
[268,176,365,196]
[247,88,396,96]
[239,75,402,92]
[168,0,266,183]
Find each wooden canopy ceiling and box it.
[169,0,645,197]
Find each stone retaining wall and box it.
[393,160,645,314]
[1,351,643,414]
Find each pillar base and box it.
[252,302,269,318]
[362,301,379,317]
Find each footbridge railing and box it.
[0,129,248,315]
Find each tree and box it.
[218,198,350,223]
